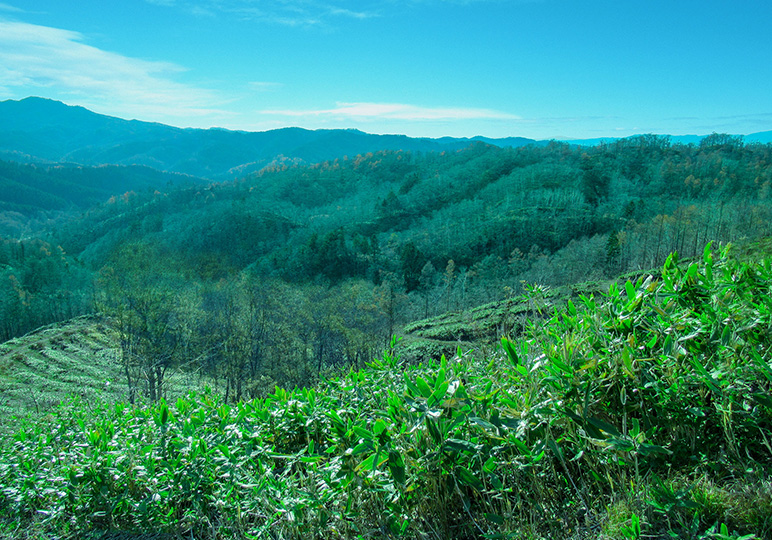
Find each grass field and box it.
[0,315,206,434]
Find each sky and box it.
[0,0,771,140]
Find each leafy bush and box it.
[1,244,771,539]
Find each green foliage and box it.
[0,314,206,435]
[0,159,202,227]
[400,241,426,293]
[0,238,92,342]
[40,137,772,324]
[2,246,771,539]
[1,136,766,355]
[97,242,193,403]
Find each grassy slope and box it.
[0,316,204,434]
[0,316,124,429]
[399,277,621,363]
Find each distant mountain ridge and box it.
[2,97,770,180]
[0,97,537,179]
[564,132,772,146]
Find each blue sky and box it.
[0,0,770,139]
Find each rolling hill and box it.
[0,158,208,237]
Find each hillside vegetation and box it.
[0,315,208,433]
[1,244,770,539]
[3,132,772,403]
[0,159,205,237]
[1,123,772,538]
[0,316,120,430]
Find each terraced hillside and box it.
[0,315,203,433]
[399,277,617,362]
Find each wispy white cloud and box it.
[145,0,380,26]
[716,112,772,122]
[141,0,532,27]
[411,0,544,4]
[0,19,230,123]
[0,3,24,12]
[248,81,284,92]
[327,7,378,19]
[263,101,520,121]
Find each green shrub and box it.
[1,244,771,539]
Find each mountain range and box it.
[4,97,770,181]
[0,97,538,179]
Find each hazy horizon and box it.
[5,95,770,144]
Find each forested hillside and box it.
[1,132,770,402]
[0,159,205,237]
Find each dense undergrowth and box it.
[1,243,771,539]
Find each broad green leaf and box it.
[373,419,388,437]
[326,409,344,427]
[587,416,621,437]
[469,416,497,431]
[444,438,480,454]
[686,262,698,281]
[551,357,572,375]
[547,438,563,461]
[428,381,449,408]
[562,408,584,425]
[353,426,373,440]
[416,376,433,398]
[356,453,376,471]
[426,417,443,445]
[720,325,732,346]
[485,513,505,525]
[387,449,406,484]
[501,337,519,367]
[629,417,641,439]
[631,513,640,537]
[456,466,483,491]
[663,334,674,357]
[637,443,672,456]
[404,377,421,398]
[690,358,722,393]
[607,437,635,452]
[622,346,634,377]
[435,367,446,388]
[217,444,231,459]
[625,280,636,302]
[351,441,372,455]
[751,392,772,409]
[489,472,504,490]
[703,241,713,264]
[511,438,530,455]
